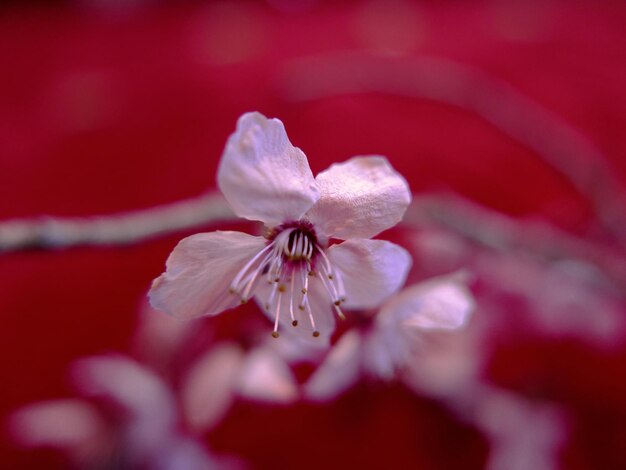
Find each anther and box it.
[278,284,286,293]
[298,305,305,311]
[312,331,320,338]
[301,288,307,294]
[334,304,346,321]
[292,320,298,327]
[271,332,280,338]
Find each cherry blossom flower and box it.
[304,272,475,401]
[149,112,412,342]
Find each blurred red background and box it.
[2,1,626,468]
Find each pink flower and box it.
[304,272,475,401]
[149,112,412,342]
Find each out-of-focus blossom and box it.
[473,390,567,470]
[181,342,299,433]
[410,223,626,348]
[149,111,412,343]
[304,272,475,401]
[10,355,246,470]
[477,255,626,347]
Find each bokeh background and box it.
[2,0,626,468]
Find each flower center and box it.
[228,220,346,338]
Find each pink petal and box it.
[71,355,177,459]
[327,239,411,309]
[235,348,298,403]
[149,231,266,319]
[9,399,106,452]
[217,112,320,226]
[306,156,411,239]
[181,343,245,432]
[304,331,362,401]
[133,300,194,368]
[382,273,475,330]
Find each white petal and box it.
[149,231,266,319]
[306,156,411,239]
[235,348,298,403]
[217,112,320,225]
[304,331,362,401]
[181,343,245,432]
[381,273,475,330]
[254,277,336,347]
[327,239,411,309]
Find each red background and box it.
[2,1,626,468]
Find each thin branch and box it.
[406,194,626,289]
[0,193,234,252]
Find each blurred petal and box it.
[149,437,225,470]
[218,112,319,225]
[181,343,245,432]
[71,355,176,458]
[476,391,568,470]
[327,239,411,309]
[306,156,411,239]
[361,332,397,381]
[9,400,105,451]
[149,231,266,319]
[383,274,475,330]
[235,348,298,403]
[304,331,362,401]
[133,300,194,368]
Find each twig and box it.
[0,193,234,252]
[406,193,626,289]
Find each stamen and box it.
[316,266,340,305]
[289,275,297,326]
[301,262,309,307]
[268,252,283,284]
[315,264,347,321]
[333,268,347,303]
[229,220,349,339]
[266,281,278,312]
[334,304,346,321]
[272,291,282,338]
[304,296,318,336]
[316,246,334,278]
[239,250,274,301]
[302,236,311,259]
[295,233,304,259]
[230,243,274,291]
